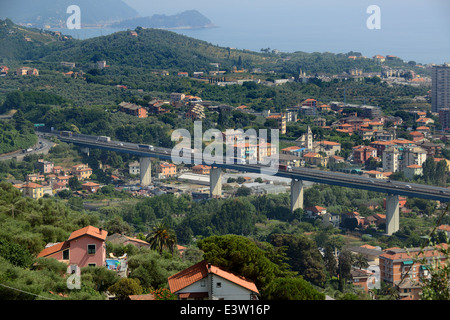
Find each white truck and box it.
[97,136,111,142]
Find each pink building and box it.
[37,226,107,268]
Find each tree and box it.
[323,245,337,277]
[263,277,325,300]
[68,177,82,191]
[198,235,291,290]
[353,253,369,270]
[337,250,353,291]
[107,278,143,300]
[146,222,177,255]
[235,186,251,197]
[269,234,326,286]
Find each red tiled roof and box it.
[37,241,69,258]
[68,225,107,241]
[168,260,258,294]
[22,182,43,188]
[305,206,326,213]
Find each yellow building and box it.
[71,164,93,180]
[22,182,44,199]
[158,162,177,177]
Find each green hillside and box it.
[0,19,71,62]
[0,18,430,78]
[40,27,272,73]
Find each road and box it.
[41,130,450,203]
[0,135,54,161]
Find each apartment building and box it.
[431,63,450,113]
[379,244,448,300]
[382,146,426,173]
[71,164,93,180]
[185,104,206,120]
[118,102,147,118]
[35,159,54,174]
[158,162,177,178]
[352,145,377,164]
[313,141,341,157]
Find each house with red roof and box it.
[304,206,327,219]
[168,261,259,300]
[37,226,108,268]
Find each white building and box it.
[382,146,427,172]
[168,261,259,300]
[128,161,140,175]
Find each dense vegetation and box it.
[0,111,37,154]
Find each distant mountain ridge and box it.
[0,1,214,30]
[110,10,215,30]
[0,0,139,27]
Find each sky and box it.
[121,0,450,64]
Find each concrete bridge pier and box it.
[140,157,152,186]
[291,179,304,213]
[210,167,223,198]
[386,194,400,235]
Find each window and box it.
[87,244,96,254]
[216,282,222,288]
[88,263,96,267]
[63,249,69,260]
[200,280,206,287]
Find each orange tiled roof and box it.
[366,170,382,175]
[125,236,150,245]
[22,182,43,188]
[317,140,341,146]
[37,241,69,258]
[192,164,211,169]
[168,260,258,294]
[82,182,99,187]
[371,140,394,145]
[303,152,320,158]
[68,225,107,241]
[282,146,301,151]
[380,244,448,260]
[305,205,326,213]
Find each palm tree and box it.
[146,222,177,255]
[353,253,369,270]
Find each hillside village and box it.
[5,85,450,300]
[0,20,449,302]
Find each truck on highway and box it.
[22,148,33,153]
[138,144,154,150]
[278,164,292,172]
[60,131,73,137]
[97,136,111,142]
